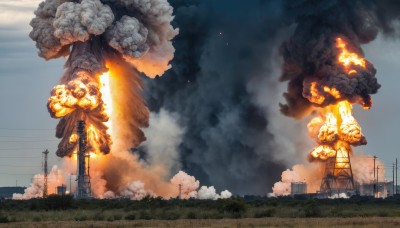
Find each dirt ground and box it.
[1,217,400,228]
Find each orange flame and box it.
[336,37,366,74]
[307,36,370,163]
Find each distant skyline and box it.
[0,0,399,187]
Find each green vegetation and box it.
[0,195,400,223]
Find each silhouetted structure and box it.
[76,120,91,199]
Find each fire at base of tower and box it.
[303,37,378,196]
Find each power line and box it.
[0,164,41,167]
[0,173,37,176]
[0,148,57,151]
[0,140,58,142]
[0,135,55,138]
[0,128,53,131]
[0,156,42,158]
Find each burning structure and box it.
[24,0,233,200]
[277,1,383,197]
[29,0,180,198]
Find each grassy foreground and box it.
[0,195,400,226]
[1,218,400,228]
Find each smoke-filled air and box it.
[16,0,400,199]
[17,0,233,200]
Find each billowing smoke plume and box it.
[30,0,178,157]
[13,166,64,200]
[170,171,232,200]
[279,0,400,117]
[144,0,297,196]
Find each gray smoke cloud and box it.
[53,0,114,45]
[30,0,178,157]
[106,15,149,58]
[30,0,178,76]
[144,0,400,196]
[144,0,291,195]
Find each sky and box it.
[0,0,399,187]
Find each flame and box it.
[323,86,341,99]
[48,73,102,118]
[99,71,113,119]
[336,37,366,74]
[306,36,370,165]
[311,145,336,160]
[309,82,325,104]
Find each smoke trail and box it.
[30,0,178,157]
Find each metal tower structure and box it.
[42,149,49,197]
[320,148,355,195]
[76,120,92,199]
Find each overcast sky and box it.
[0,1,399,187]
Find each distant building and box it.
[57,185,67,196]
[0,187,25,199]
[359,181,394,198]
[291,182,307,196]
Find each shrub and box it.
[32,216,41,222]
[125,213,136,220]
[0,214,9,223]
[139,211,152,220]
[93,212,105,221]
[303,200,321,217]
[186,211,196,219]
[160,211,180,220]
[221,199,246,214]
[254,209,275,218]
[74,215,88,221]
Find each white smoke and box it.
[272,163,324,196]
[352,153,385,184]
[142,109,185,175]
[170,171,232,200]
[272,154,386,196]
[13,166,64,200]
[198,186,232,200]
[170,171,199,199]
[328,193,349,199]
[119,181,153,200]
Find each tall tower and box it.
[320,146,355,195]
[42,149,49,197]
[76,120,92,199]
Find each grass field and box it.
[1,217,400,228]
[1,195,400,226]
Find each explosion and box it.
[306,38,370,162]
[28,0,180,198]
[30,0,178,158]
[25,0,233,200]
[276,0,383,195]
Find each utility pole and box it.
[393,163,395,196]
[42,149,49,197]
[178,184,182,199]
[69,174,72,195]
[396,158,397,195]
[377,166,379,197]
[373,156,377,195]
